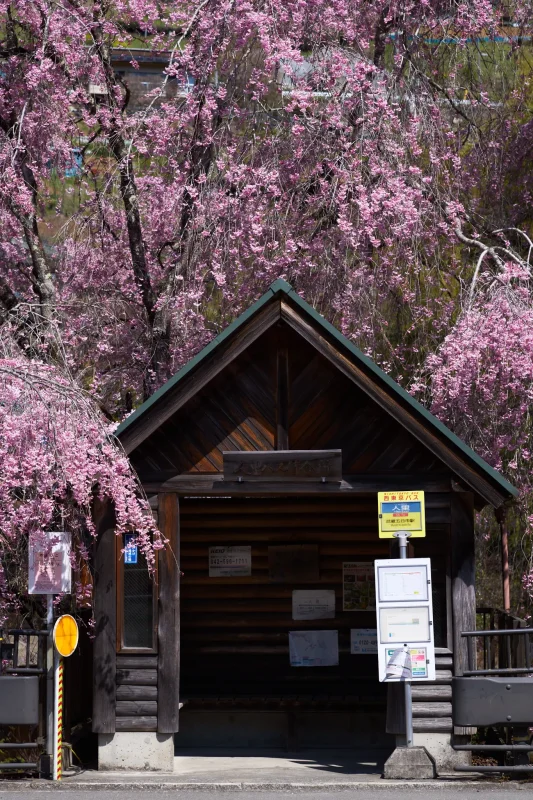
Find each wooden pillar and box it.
[495,505,511,612]
[276,332,289,450]
[92,497,117,734]
[157,493,180,733]
[451,491,475,676]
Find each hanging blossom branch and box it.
[0,341,164,626]
[455,224,532,308]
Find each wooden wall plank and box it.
[413,702,452,717]
[140,474,452,494]
[116,669,158,686]
[116,701,158,716]
[116,716,158,732]
[412,685,451,701]
[116,685,158,701]
[413,718,452,733]
[157,493,180,734]
[92,497,117,734]
[116,656,158,669]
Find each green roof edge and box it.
[116,279,518,500]
[115,280,287,438]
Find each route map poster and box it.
[289,630,339,667]
[343,562,376,611]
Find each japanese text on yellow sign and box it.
[377,490,426,538]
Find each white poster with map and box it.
[289,630,339,667]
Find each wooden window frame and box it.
[116,533,159,654]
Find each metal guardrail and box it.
[5,630,48,676]
[463,627,533,676]
[453,614,533,774]
[0,629,48,774]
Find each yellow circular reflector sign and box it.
[53,614,79,657]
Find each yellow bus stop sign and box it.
[378,490,426,538]
[53,614,79,657]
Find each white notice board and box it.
[377,563,429,602]
[378,606,431,644]
[292,590,335,620]
[28,531,72,595]
[374,557,435,682]
[350,628,378,654]
[209,546,251,577]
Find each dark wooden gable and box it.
[287,328,440,474]
[132,329,277,477]
[120,280,517,508]
[131,321,441,483]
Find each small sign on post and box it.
[377,490,426,538]
[53,614,79,659]
[28,533,73,782]
[28,532,72,595]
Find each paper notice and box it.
[289,630,339,667]
[378,605,431,643]
[292,590,335,620]
[409,647,428,678]
[350,628,378,654]
[209,546,251,577]
[343,562,376,610]
[385,647,428,679]
[377,564,429,603]
[385,648,412,679]
[28,531,72,595]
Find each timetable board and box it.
[374,557,435,682]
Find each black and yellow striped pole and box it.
[52,615,79,781]
[53,655,64,780]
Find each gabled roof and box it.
[116,278,517,507]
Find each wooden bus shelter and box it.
[92,279,517,772]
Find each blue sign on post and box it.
[124,534,138,564]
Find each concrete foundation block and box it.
[98,732,174,771]
[414,732,471,773]
[383,746,436,780]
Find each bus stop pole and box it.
[46,596,54,776]
[396,531,413,748]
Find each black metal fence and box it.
[0,629,48,774]
[453,607,533,774]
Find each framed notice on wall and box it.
[292,589,335,620]
[289,630,339,667]
[209,546,251,577]
[343,562,375,610]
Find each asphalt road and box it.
[3,790,533,799]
